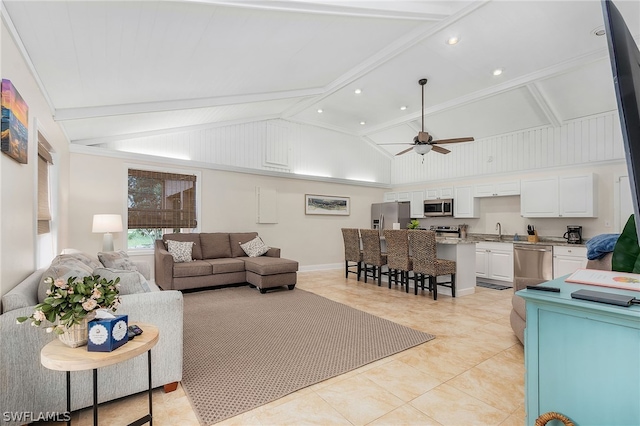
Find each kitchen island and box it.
[379,236,477,297]
[434,238,477,297]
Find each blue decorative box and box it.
[88,315,128,352]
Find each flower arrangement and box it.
[17,275,121,334]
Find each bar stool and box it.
[383,229,412,292]
[341,228,363,281]
[360,229,387,286]
[408,230,456,300]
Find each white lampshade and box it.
[92,214,123,233]
[414,144,432,155]
[92,214,123,252]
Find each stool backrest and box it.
[383,229,411,270]
[341,228,361,262]
[360,229,385,266]
[408,230,437,275]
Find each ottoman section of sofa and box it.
[243,257,298,293]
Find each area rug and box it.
[181,286,435,425]
[477,281,513,290]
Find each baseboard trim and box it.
[299,263,342,272]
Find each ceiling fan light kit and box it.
[380,78,475,158]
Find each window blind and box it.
[127,169,197,229]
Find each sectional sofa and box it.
[0,252,183,426]
[154,232,298,293]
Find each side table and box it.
[41,322,159,426]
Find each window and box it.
[37,136,53,234]
[127,168,198,249]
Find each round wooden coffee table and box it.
[41,322,158,426]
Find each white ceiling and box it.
[2,0,639,156]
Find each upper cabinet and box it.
[425,187,453,200]
[454,185,480,218]
[475,180,521,197]
[521,173,597,218]
[397,192,411,202]
[410,191,424,218]
[383,192,398,202]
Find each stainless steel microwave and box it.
[424,199,454,217]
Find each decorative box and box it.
[88,315,128,352]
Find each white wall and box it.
[68,150,385,275]
[99,119,392,185]
[0,21,70,299]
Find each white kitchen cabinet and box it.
[454,186,480,218]
[553,246,588,279]
[520,177,559,217]
[475,180,521,197]
[425,187,453,200]
[559,174,597,217]
[397,192,411,202]
[410,190,424,218]
[476,242,514,282]
[521,174,597,218]
[383,192,398,202]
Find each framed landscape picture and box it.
[1,79,28,164]
[305,194,350,216]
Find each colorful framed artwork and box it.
[1,79,28,164]
[305,194,350,216]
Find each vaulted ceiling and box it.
[3,0,639,157]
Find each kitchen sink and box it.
[483,236,502,242]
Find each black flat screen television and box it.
[602,0,640,239]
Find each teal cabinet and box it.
[519,278,640,425]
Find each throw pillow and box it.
[98,250,138,271]
[167,240,194,263]
[240,236,270,257]
[93,267,151,295]
[37,258,94,303]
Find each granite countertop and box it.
[436,233,587,247]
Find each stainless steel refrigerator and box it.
[371,202,411,231]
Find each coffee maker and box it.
[563,226,583,244]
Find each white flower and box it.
[45,289,52,295]
[46,327,54,333]
[82,299,97,311]
[44,276,53,285]
[91,289,102,299]
[33,310,46,322]
[54,279,66,289]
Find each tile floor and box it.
[46,269,525,426]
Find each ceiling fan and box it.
[383,78,474,156]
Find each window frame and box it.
[124,164,201,253]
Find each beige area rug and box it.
[181,286,435,425]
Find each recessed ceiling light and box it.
[493,68,503,76]
[400,106,407,111]
[360,121,366,125]
[446,37,459,45]
[354,89,362,94]
[317,109,323,113]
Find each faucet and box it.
[495,222,502,241]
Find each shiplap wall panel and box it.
[101,119,391,184]
[392,111,624,185]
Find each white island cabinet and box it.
[435,239,477,297]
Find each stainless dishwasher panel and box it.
[513,244,553,284]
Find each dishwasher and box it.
[513,244,553,286]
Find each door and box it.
[476,249,489,278]
[490,251,514,281]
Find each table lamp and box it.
[92,214,123,252]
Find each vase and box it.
[57,314,94,348]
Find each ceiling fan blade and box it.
[378,143,413,146]
[396,146,415,156]
[417,131,430,143]
[432,137,475,144]
[431,145,451,154]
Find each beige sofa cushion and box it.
[244,257,298,276]
[205,258,246,274]
[229,232,258,258]
[200,233,232,259]
[173,260,212,278]
[163,234,203,260]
